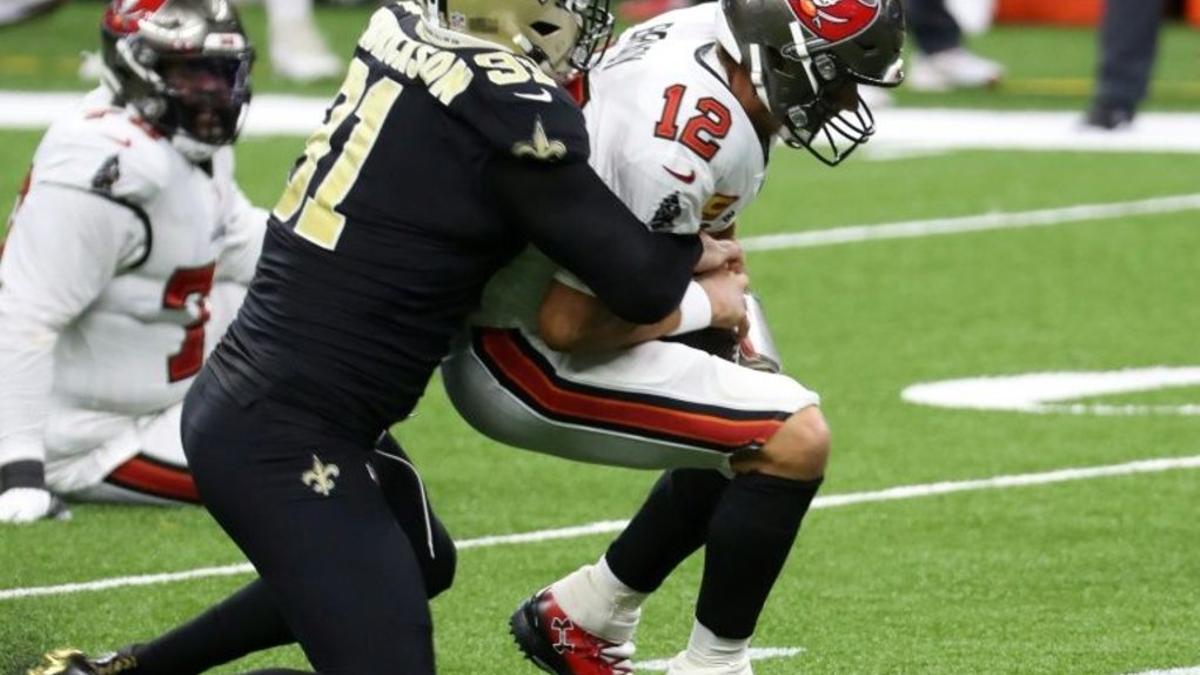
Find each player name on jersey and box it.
[356,5,473,106]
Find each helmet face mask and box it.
[564,0,615,73]
[765,48,877,165]
[719,0,905,166]
[102,0,254,161]
[157,53,252,147]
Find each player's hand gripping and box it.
[0,461,70,524]
[697,267,750,330]
[693,232,745,274]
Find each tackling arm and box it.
[538,226,747,353]
[486,157,702,325]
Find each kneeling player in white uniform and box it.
[0,0,265,523]
[443,1,905,672]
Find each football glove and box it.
[0,487,70,524]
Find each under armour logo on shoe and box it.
[551,617,575,654]
[302,454,340,496]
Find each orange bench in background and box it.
[997,0,1200,26]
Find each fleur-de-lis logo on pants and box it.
[302,454,340,496]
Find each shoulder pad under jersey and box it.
[31,99,172,204]
[357,4,589,164]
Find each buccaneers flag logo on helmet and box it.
[789,0,881,45]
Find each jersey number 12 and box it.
[653,84,732,162]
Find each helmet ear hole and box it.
[529,20,560,37]
[813,54,838,82]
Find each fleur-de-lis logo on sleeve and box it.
[512,117,567,161]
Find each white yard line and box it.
[2,454,1198,602]
[739,193,1200,252]
[635,646,805,671]
[901,367,1200,417]
[1128,668,1200,675]
[871,108,1200,155]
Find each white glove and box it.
[0,487,68,524]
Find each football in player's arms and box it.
[442,1,906,673]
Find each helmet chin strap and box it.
[747,44,770,114]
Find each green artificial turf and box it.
[1,9,1198,673]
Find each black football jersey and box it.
[208,3,593,435]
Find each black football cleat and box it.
[28,648,138,675]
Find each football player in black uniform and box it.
[30,1,751,674]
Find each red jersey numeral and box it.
[654,84,688,140]
[653,85,733,162]
[163,264,216,382]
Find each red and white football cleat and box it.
[510,589,636,675]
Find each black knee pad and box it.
[371,434,458,599]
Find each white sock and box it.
[264,0,311,28]
[0,0,50,23]
[684,619,751,666]
[549,556,648,644]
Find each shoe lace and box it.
[598,641,635,674]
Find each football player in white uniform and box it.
[442,0,905,673]
[0,0,265,523]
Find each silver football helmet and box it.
[101,0,254,162]
[717,0,906,165]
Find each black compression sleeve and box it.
[485,157,702,325]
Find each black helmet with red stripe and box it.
[717,0,905,165]
[101,0,254,161]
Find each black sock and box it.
[605,469,731,593]
[695,472,823,640]
[132,579,291,675]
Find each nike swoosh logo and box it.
[663,165,696,184]
[514,88,553,103]
[102,134,133,148]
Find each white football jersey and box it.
[586,3,766,236]
[472,4,766,331]
[0,88,265,466]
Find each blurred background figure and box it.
[0,0,66,27]
[945,0,996,34]
[261,0,341,82]
[1086,0,1169,129]
[906,0,1004,91]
